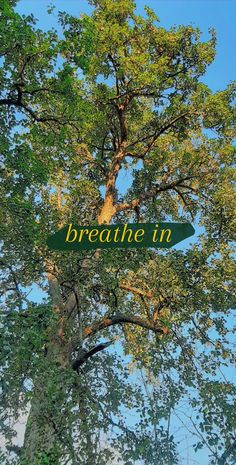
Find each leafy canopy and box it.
[0,1,235,464]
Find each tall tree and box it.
[0,1,235,464]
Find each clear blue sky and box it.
[14,2,236,464]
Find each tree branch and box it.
[80,312,168,344]
[120,283,153,299]
[218,439,236,465]
[127,111,190,151]
[173,187,195,220]
[0,84,64,124]
[72,341,113,370]
[117,176,196,213]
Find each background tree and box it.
[0,0,235,464]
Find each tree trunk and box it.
[98,191,116,225]
[20,341,70,464]
[20,265,72,464]
[21,382,60,465]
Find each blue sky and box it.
[13,2,236,464]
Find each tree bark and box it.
[21,380,61,464]
[20,266,71,464]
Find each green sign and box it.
[47,223,195,251]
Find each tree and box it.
[0,0,235,464]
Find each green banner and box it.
[47,223,195,251]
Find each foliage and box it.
[0,1,235,464]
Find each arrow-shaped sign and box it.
[47,223,195,251]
